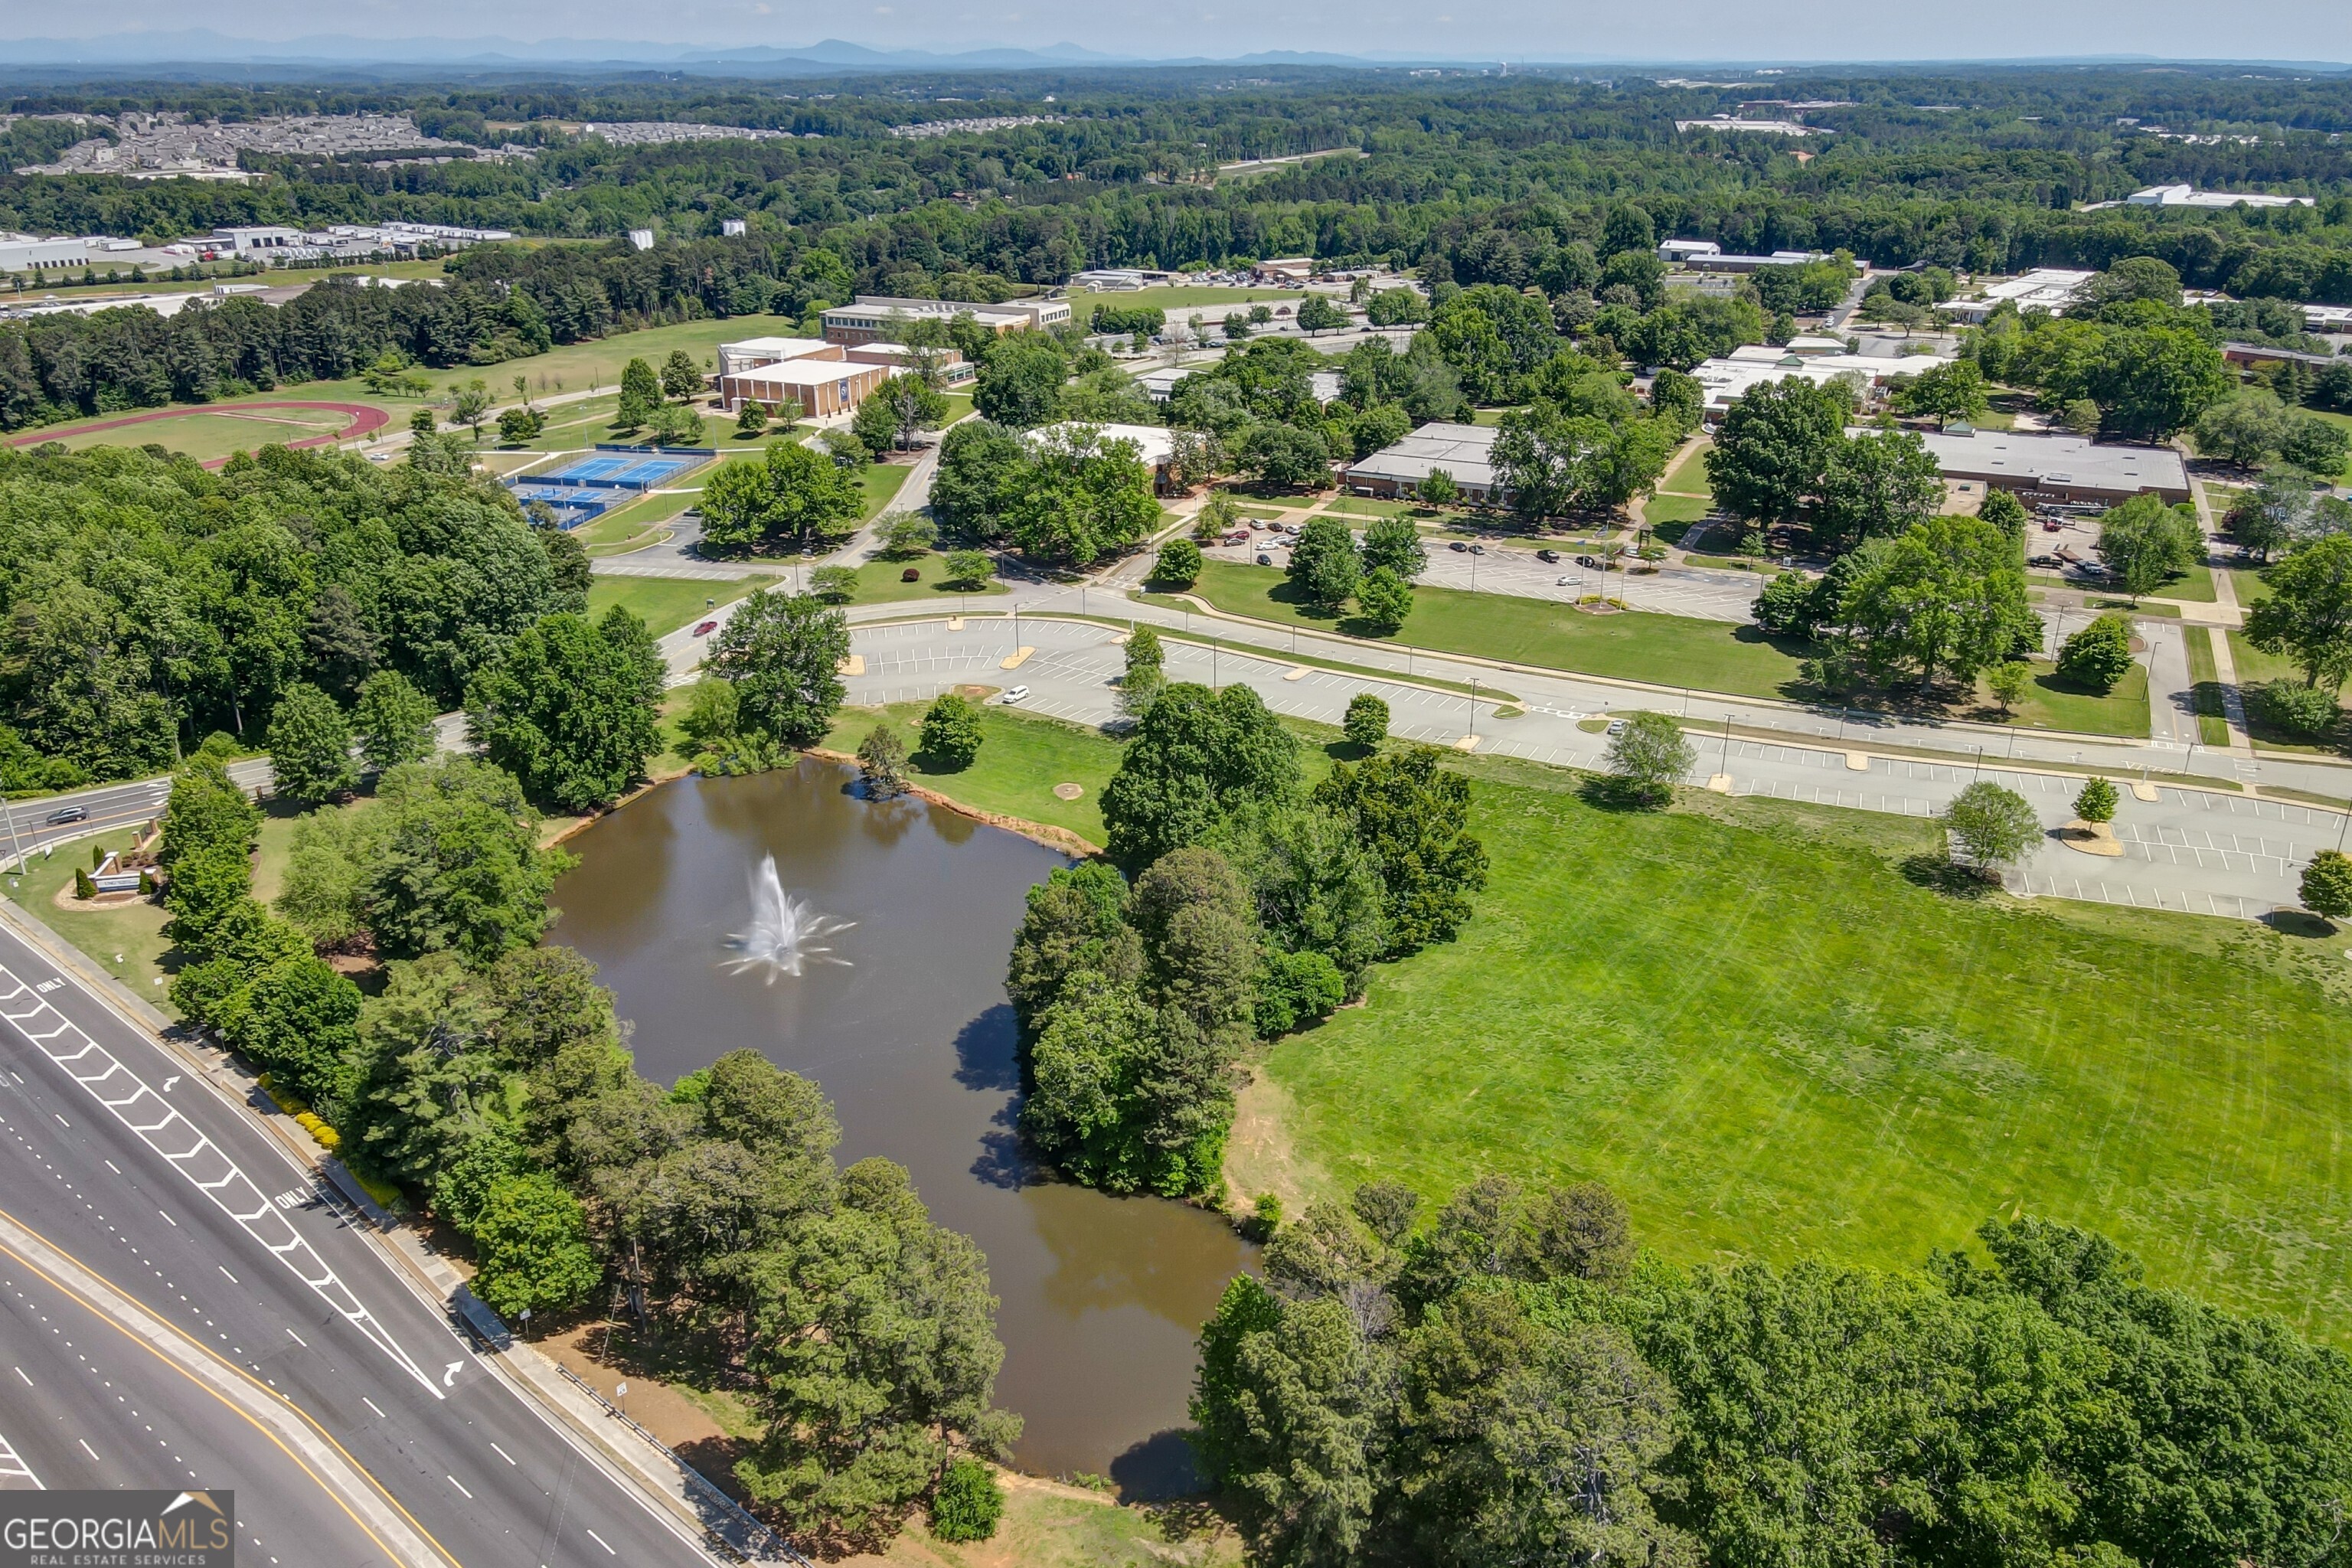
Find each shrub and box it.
[2074,777,2118,824]
[1344,693,1390,751]
[928,1459,1004,1544]
[1154,537,1204,587]
[1603,712,1694,806]
[942,550,995,591]
[2257,679,2342,738]
[1246,1191,1284,1240]
[74,867,96,899]
[295,1111,341,1152]
[1256,947,1347,1037]
[1943,781,2040,872]
[2056,616,2135,694]
[857,724,910,799]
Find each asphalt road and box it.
[0,762,261,873]
[0,919,724,1568]
[0,1220,391,1565]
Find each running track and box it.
[8,400,390,467]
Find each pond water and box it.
[549,758,1256,1493]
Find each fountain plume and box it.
[724,854,852,980]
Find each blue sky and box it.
[8,0,2351,66]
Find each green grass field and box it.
[1258,750,2352,1341]
[2226,566,2275,607]
[836,551,1011,606]
[819,701,1131,844]
[7,830,177,1010]
[31,406,359,462]
[1160,560,1818,700]
[2184,626,2233,747]
[1068,286,1302,330]
[2229,629,2349,753]
[587,575,768,637]
[1645,493,1713,528]
[1658,442,1713,498]
[858,461,916,518]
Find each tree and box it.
[1367,288,1426,326]
[918,694,982,769]
[2283,415,2351,479]
[409,407,436,437]
[2194,389,2288,469]
[857,724,910,799]
[1155,537,1204,587]
[1343,694,1389,752]
[264,681,357,805]
[809,566,857,603]
[929,1459,1003,1544]
[1987,661,2030,713]
[1007,426,1160,567]
[1102,684,1302,866]
[1312,746,1487,953]
[1288,517,1362,612]
[1354,567,1415,633]
[466,608,665,813]
[1296,295,1348,332]
[1361,515,1427,580]
[216,954,362,1108]
[2097,493,2203,599]
[1236,422,1333,491]
[617,356,661,426]
[1835,518,2038,693]
[942,550,993,591]
[2300,849,2352,922]
[1417,469,1460,508]
[1977,487,2031,542]
[734,400,769,437]
[881,515,938,558]
[929,420,1031,544]
[2248,534,2352,689]
[851,387,903,457]
[452,379,492,444]
[2075,776,2118,823]
[2057,614,2136,694]
[645,400,701,446]
[660,349,704,401]
[878,373,949,452]
[469,1171,600,1320]
[1602,711,1693,807]
[1942,780,2040,872]
[972,338,1067,429]
[699,439,865,554]
[707,590,851,746]
[1120,625,1166,717]
[1005,862,1142,1029]
[1815,431,1944,550]
[496,407,544,445]
[1892,359,1991,424]
[348,668,437,773]
[1708,377,1846,525]
[368,759,570,964]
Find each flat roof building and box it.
[2128,184,2314,210]
[1674,118,1818,136]
[822,294,1070,345]
[1684,249,1838,275]
[719,357,890,419]
[1027,422,1183,492]
[1690,348,1958,416]
[1344,422,1501,501]
[1913,428,2188,507]
[715,336,840,379]
[1658,239,1722,263]
[1942,268,2096,322]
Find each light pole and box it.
[0,792,22,877]
[1468,678,1479,743]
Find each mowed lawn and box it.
[1163,560,1818,700]
[1263,757,2352,1338]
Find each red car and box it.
[691,619,719,637]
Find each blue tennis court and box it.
[504,482,619,528]
[537,447,711,492]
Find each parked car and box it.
[1605,718,1628,737]
[1576,554,1603,569]
[1223,530,1251,545]
[2027,555,2060,570]
[1001,685,1031,704]
[1449,540,1468,552]
[1256,552,1274,566]
[1469,544,1486,554]
[691,619,719,637]
[1557,574,1576,586]
[1537,548,1561,564]
[45,805,87,825]
[2042,519,2063,532]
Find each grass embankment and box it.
[852,1478,1241,1568]
[588,576,768,637]
[7,831,175,1008]
[2229,629,2349,753]
[1152,560,2148,736]
[819,700,2352,1344]
[819,703,1132,844]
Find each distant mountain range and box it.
[0,31,1451,71]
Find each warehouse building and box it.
[1343,422,1501,501]
[1914,428,2189,507]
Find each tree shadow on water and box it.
[1109,1428,1207,1502]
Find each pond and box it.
[549,758,1255,1494]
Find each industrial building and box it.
[1913,429,2189,508]
[1343,423,1501,501]
[2125,184,2314,211]
[1655,240,1842,274]
[1937,268,2099,322]
[1687,345,1959,416]
[820,294,1070,345]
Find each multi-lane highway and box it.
[0,915,724,1567]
